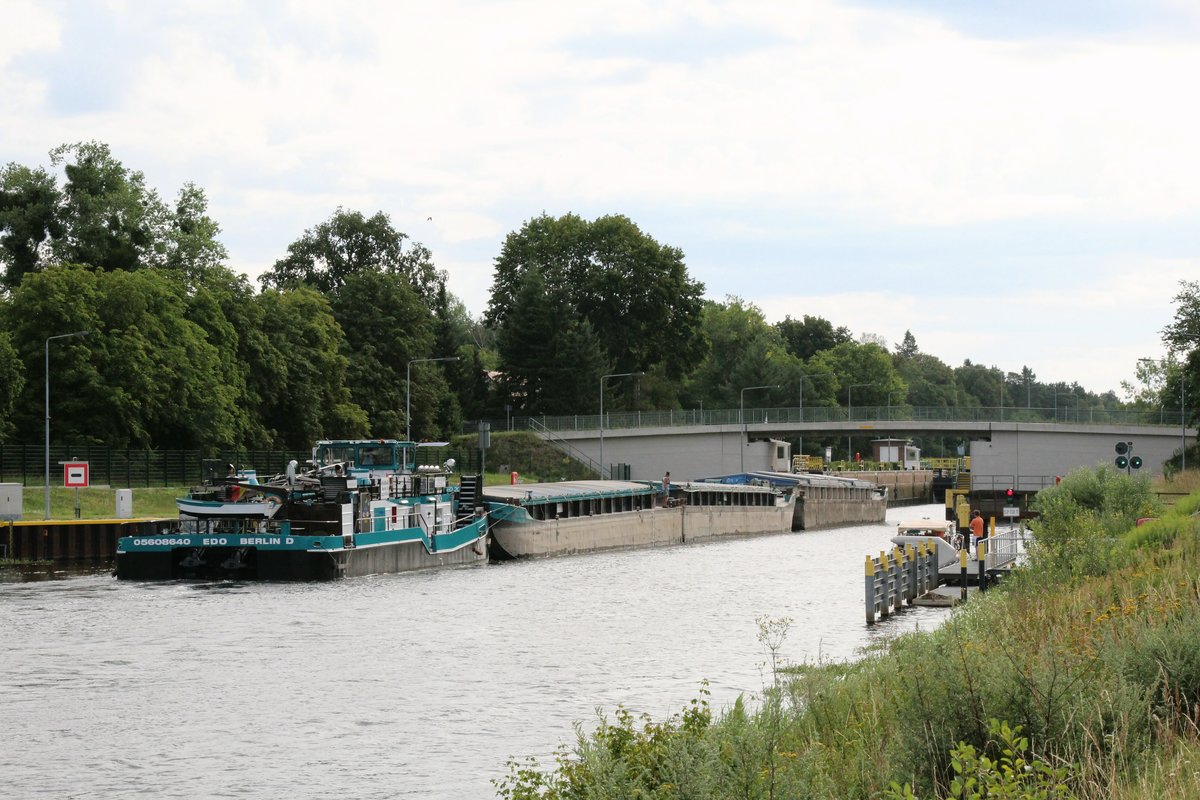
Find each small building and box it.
[873,438,920,469]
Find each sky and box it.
[3,0,1199,396]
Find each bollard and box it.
[881,550,893,617]
[906,543,918,603]
[959,548,969,602]
[865,554,877,624]
[510,471,518,485]
[979,542,988,592]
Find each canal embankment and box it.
[496,466,1200,800]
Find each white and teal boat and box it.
[116,439,488,580]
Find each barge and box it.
[116,439,489,580]
[699,471,888,529]
[484,479,794,560]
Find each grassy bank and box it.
[496,466,1200,799]
[17,486,186,520]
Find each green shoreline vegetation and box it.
[496,467,1200,800]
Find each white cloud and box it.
[5,0,1199,394]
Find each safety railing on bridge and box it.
[478,405,1185,436]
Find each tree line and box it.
[1,142,1197,460]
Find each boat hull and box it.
[115,519,489,581]
[488,503,793,560]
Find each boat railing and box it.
[981,526,1029,570]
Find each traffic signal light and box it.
[1115,441,1140,471]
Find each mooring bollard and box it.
[978,540,988,592]
[959,548,968,603]
[865,554,877,624]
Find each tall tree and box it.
[775,314,853,361]
[0,325,24,440]
[809,341,905,410]
[1,143,228,290]
[487,213,707,389]
[0,164,61,290]
[48,142,170,272]
[684,297,792,409]
[329,271,436,438]
[254,288,369,448]
[260,208,444,299]
[495,267,559,415]
[4,264,244,448]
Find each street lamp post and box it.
[45,330,90,520]
[847,382,874,463]
[406,356,460,442]
[599,372,642,479]
[740,384,778,472]
[887,390,904,421]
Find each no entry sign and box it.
[63,461,89,488]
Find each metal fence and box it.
[0,444,483,488]
[474,405,1187,435]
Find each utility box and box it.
[115,489,133,519]
[0,483,21,520]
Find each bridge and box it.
[500,405,1195,490]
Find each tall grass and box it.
[495,466,1200,799]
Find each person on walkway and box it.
[969,510,985,553]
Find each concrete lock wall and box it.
[970,427,1182,491]
[829,470,933,503]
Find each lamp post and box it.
[887,390,904,421]
[45,330,90,520]
[599,371,641,479]
[847,382,874,463]
[406,356,459,442]
[740,384,778,472]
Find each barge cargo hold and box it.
[484,479,794,560]
[116,439,488,581]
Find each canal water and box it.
[0,504,951,799]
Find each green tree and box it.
[774,314,853,361]
[954,360,1000,408]
[5,264,243,448]
[48,141,170,272]
[897,350,960,407]
[487,213,707,389]
[329,271,436,438]
[495,268,576,416]
[1,143,229,290]
[684,297,792,409]
[895,329,919,358]
[254,288,369,447]
[810,340,905,410]
[0,326,25,440]
[0,164,62,290]
[260,208,445,299]
[163,182,229,288]
[1163,279,1200,433]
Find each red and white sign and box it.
[63,461,89,488]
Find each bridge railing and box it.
[488,405,1186,435]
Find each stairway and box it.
[457,474,481,518]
